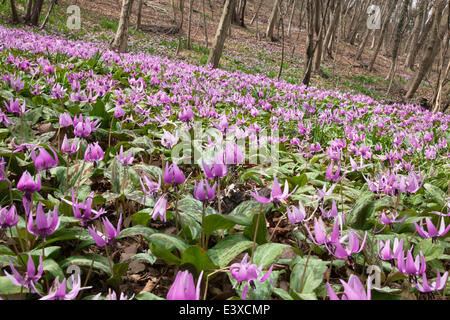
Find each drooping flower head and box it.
[230,254,273,300]
[4,253,43,294]
[27,203,60,239]
[167,270,203,300]
[40,274,91,300]
[88,213,122,247]
[327,274,371,300]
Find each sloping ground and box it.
[0,25,449,300]
[40,0,445,106]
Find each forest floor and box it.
[1,0,444,109]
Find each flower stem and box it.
[250,205,263,264]
[104,245,114,277]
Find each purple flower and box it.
[378,238,404,262]
[27,203,60,238]
[59,113,73,127]
[202,157,228,179]
[224,142,244,165]
[88,213,122,247]
[286,202,311,224]
[414,217,450,240]
[4,97,28,115]
[118,146,134,166]
[320,199,338,219]
[40,275,91,300]
[193,179,217,202]
[178,107,194,123]
[163,162,186,185]
[62,189,105,226]
[250,176,297,206]
[4,253,43,293]
[161,130,179,149]
[0,205,18,229]
[331,230,367,259]
[151,194,168,222]
[167,270,203,300]
[414,271,449,293]
[140,175,161,198]
[17,171,41,214]
[327,274,371,300]
[50,83,66,99]
[230,253,273,300]
[30,146,58,172]
[326,161,342,182]
[84,142,104,162]
[73,115,100,138]
[397,248,426,276]
[305,217,340,250]
[375,211,406,233]
[93,289,134,300]
[114,106,125,118]
[61,135,79,155]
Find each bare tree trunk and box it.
[30,0,44,26]
[287,0,297,37]
[368,0,398,71]
[111,0,135,53]
[277,0,285,80]
[207,0,235,68]
[403,0,424,65]
[10,0,19,24]
[405,1,431,70]
[250,0,263,25]
[176,0,185,54]
[136,0,143,30]
[322,0,341,60]
[202,0,208,48]
[355,29,370,60]
[405,2,447,99]
[187,0,194,50]
[313,0,324,72]
[266,0,281,40]
[386,0,410,94]
[40,0,57,29]
[24,0,33,23]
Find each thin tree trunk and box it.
[136,0,143,30]
[266,0,280,40]
[30,0,44,26]
[406,1,431,70]
[207,0,235,68]
[368,0,398,71]
[111,0,135,53]
[10,0,19,24]
[24,0,33,23]
[250,0,263,25]
[386,0,410,95]
[322,0,340,60]
[40,0,57,29]
[202,0,208,48]
[405,2,447,99]
[287,0,297,37]
[176,0,185,54]
[187,0,194,50]
[277,0,285,80]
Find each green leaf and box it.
[415,238,444,262]
[107,262,129,288]
[290,256,328,295]
[243,211,268,245]
[59,255,112,277]
[42,259,65,280]
[273,287,294,300]
[286,174,308,189]
[149,242,181,266]
[208,234,253,268]
[253,243,290,268]
[181,246,218,273]
[0,276,29,295]
[118,225,156,241]
[149,233,189,252]
[202,214,241,237]
[129,253,157,265]
[423,183,445,205]
[136,291,165,300]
